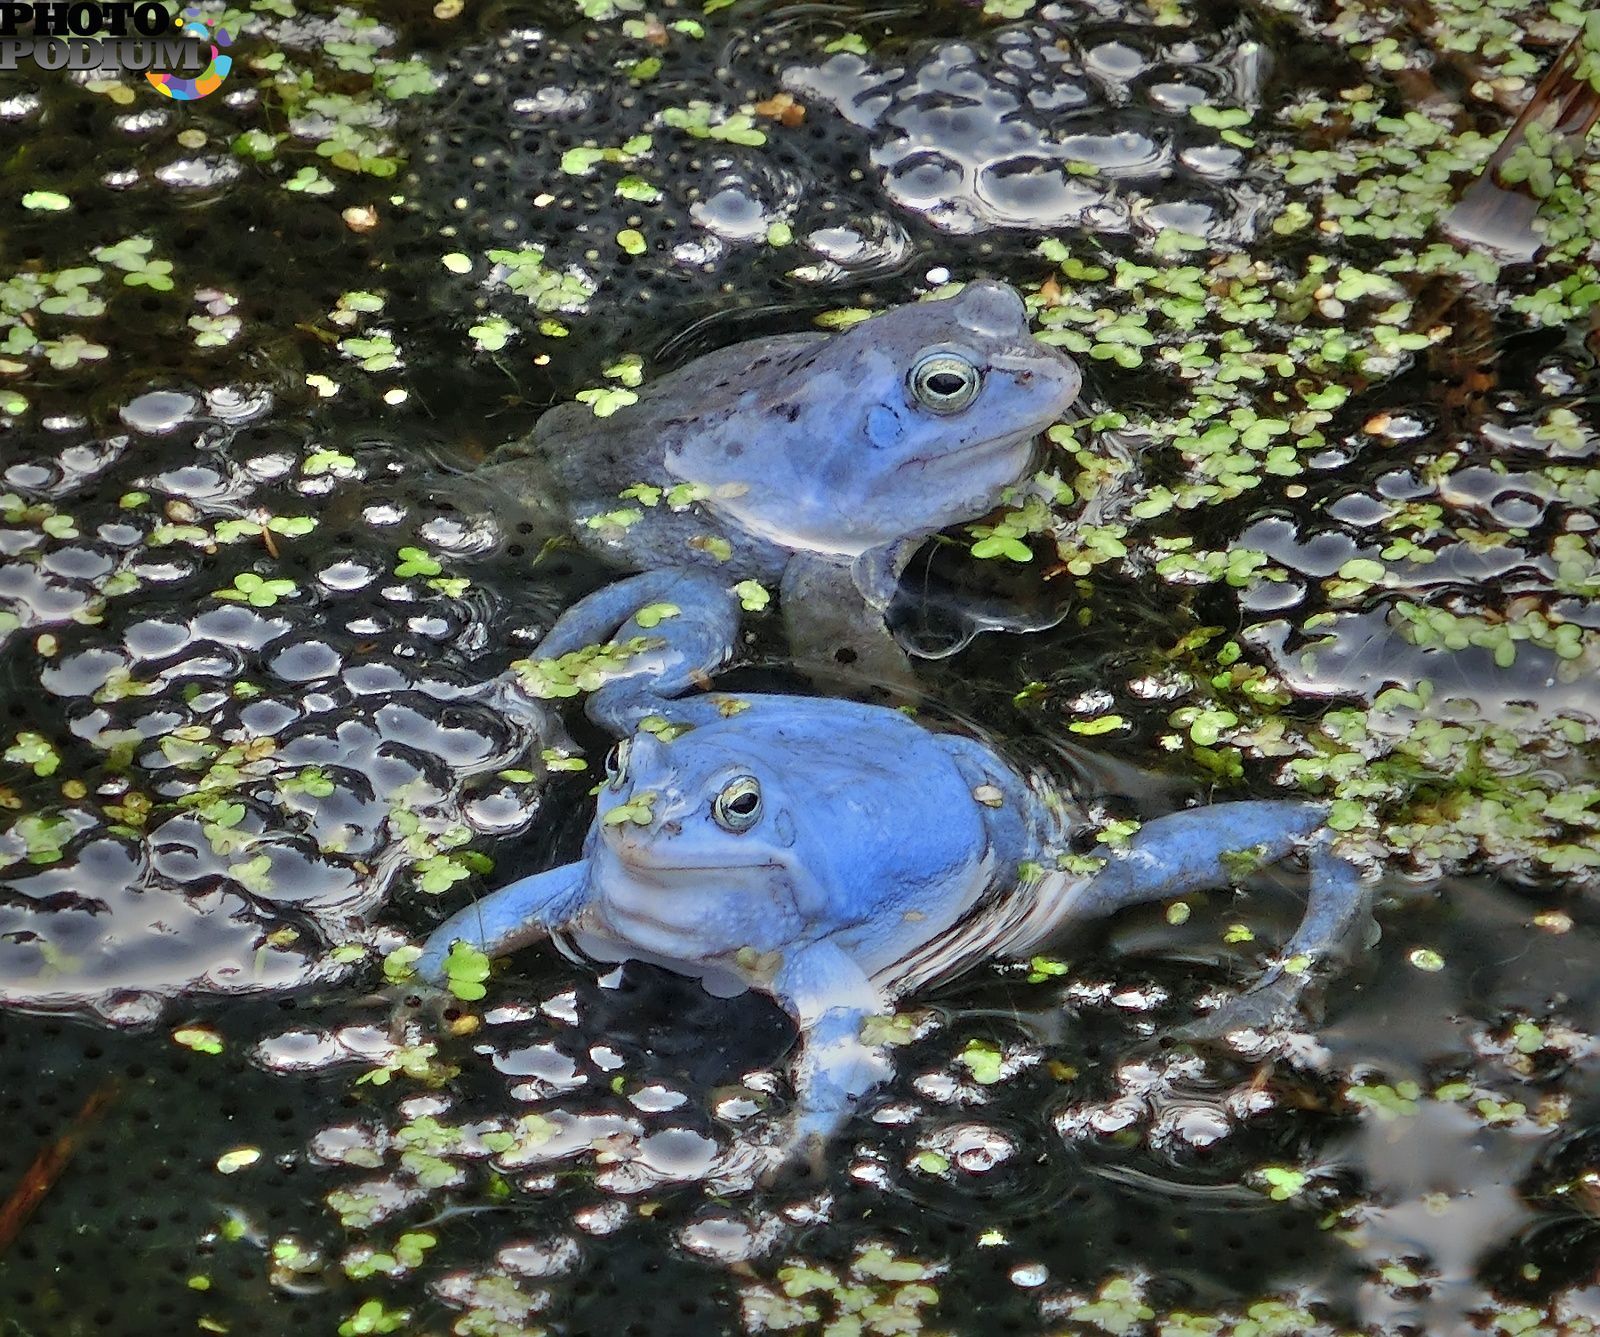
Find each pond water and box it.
[1,0,1598,1333]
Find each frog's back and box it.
[499,335,825,500]
[476,281,1078,588]
[485,333,827,577]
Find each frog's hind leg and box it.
[416,861,590,984]
[1023,801,1373,1033]
[532,568,740,731]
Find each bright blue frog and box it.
[418,597,1372,1162]
[482,280,1081,679]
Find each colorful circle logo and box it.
[146,8,232,101]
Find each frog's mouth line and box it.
[614,854,787,877]
[599,836,787,878]
[896,428,1037,476]
[597,873,793,948]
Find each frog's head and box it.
[667,281,1081,556]
[585,703,995,972]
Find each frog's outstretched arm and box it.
[415,861,589,983]
[531,568,740,730]
[773,941,895,1156]
[1011,801,1372,1018]
[850,538,922,612]
[535,568,739,661]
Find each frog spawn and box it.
[252,940,1339,1331]
[1,405,553,1021]
[249,968,814,1328]
[405,0,1268,357]
[1193,325,1600,890]
[4,628,547,1019]
[1228,326,1600,726]
[405,17,912,350]
[783,11,1272,240]
[1054,1049,1302,1169]
[1,0,1598,1330]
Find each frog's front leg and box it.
[772,941,896,1162]
[532,569,740,730]
[415,860,590,983]
[780,551,916,690]
[851,537,922,613]
[1017,801,1373,1029]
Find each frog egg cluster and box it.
[0,396,556,1019]
[405,0,1271,357]
[784,13,1270,239]
[406,17,911,352]
[1053,1050,1289,1168]
[1222,324,1600,770]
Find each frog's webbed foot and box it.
[1012,800,1373,1037]
[530,568,740,731]
[1164,975,1314,1053]
[1165,834,1371,1050]
[415,860,590,983]
[781,550,916,692]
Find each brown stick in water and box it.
[0,1082,120,1255]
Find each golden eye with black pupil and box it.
[908,351,982,414]
[713,776,762,832]
[605,739,630,790]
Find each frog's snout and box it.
[602,811,686,865]
[1029,341,1083,406]
[605,820,659,851]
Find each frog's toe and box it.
[755,1124,833,1189]
[378,973,457,1037]
[1166,972,1319,1051]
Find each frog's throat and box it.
[588,889,791,968]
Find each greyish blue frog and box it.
[481,280,1081,679]
[418,590,1371,1162]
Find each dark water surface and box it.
[1,0,1598,1332]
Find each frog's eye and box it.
[712,776,762,832]
[605,739,631,790]
[908,351,983,415]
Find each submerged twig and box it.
[0,1083,119,1255]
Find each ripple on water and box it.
[678,1209,778,1263]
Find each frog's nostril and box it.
[662,821,682,836]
